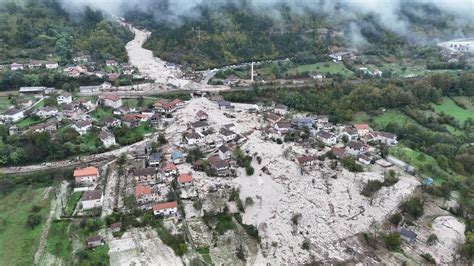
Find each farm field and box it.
[432,97,473,125]
[371,110,418,129]
[16,116,46,128]
[0,187,52,266]
[91,107,114,120]
[122,97,157,108]
[44,221,73,263]
[289,61,354,77]
[0,96,11,112]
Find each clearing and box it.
[0,187,52,265]
[432,97,473,125]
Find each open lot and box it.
[289,61,354,77]
[0,96,11,112]
[0,187,52,265]
[432,97,473,125]
[371,110,417,129]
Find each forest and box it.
[0,0,133,64]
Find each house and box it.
[150,113,162,128]
[171,151,184,164]
[57,92,72,105]
[162,163,177,177]
[36,106,58,118]
[218,145,232,160]
[274,121,291,135]
[86,235,104,248]
[354,124,370,136]
[121,114,141,128]
[61,103,77,117]
[372,131,398,146]
[220,128,237,142]
[19,86,53,96]
[99,130,116,148]
[107,73,120,81]
[223,123,236,131]
[80,190,103,210]
[317,131,337,146]
[78,98,95,110]
[373,69,383,77]
[72,120,92,135]
[195,110,209,121]
[343,127,359,141]
[133,168,157,183]
[190,121,210,132]
[152,201,178,216]
[105,60,118,67]
[17,98,33,108]
[218,101,234,110]
[346,141,366,156]
[177,173,193,188]
[292,117,315,128]
[110,222,122,233]
[274,104,288,115]
[170,99,185,109]
[265,113,281,124]
[208,155,230,176]
[74,166,99,183]
[29,122,57,135]
[358,154,371,165]
[103,117,121,128]
[135,184,159,204]
[28,60,42,69]
[186,132,204,145]
[141,109,154,119]
[9,125,19,136]
[0,108,24,123]
[148,152,161,167]
[45,61,59,69]
[10,62,24,71]
[398,227,417,243]
[331,147,347,159]
[317,115,329,123]
[296,155,317,166]
[99,95,122,109]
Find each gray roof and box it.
[218,101,232,107]
[148,152,161,162]
[75,120,91,128]
[190,121,209,128]
[218,145,230,153]
[99,130,114,140]
[134,167,156,177]
[317,131,334,139]
[19,86,46,92]
[220,128,235,136]
[2,108,22,115]
[82,190,102,201]
[347,141,364,150]
[399,228,417,240]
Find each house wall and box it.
[153,207,177,216]
[75,174,98,183]
[81,198,102,210]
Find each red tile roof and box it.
[135,184,152,196]
[177,174,193,183]
[74,167,98,177]
[153,201,177,211]
[162,162,177,171]
[354,124,369,130]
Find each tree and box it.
[384,232,401,251]
[400,197,424,219]
[427,234,438,245]
[26,213,41,229]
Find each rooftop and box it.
[153,201,177,211]
[81,190,102,201]
[74,166,98,177]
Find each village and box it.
[30,89,459,265]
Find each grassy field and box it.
[45,221,73,263]
[390,145,459,184]
[0,187,52,265]
[0,96,11,112]
[290,61,354,77]
[79,133,99,152]
[432,97,473,125]
[122,97,157,108]
[352,111,369,123]
[371,110,417,130]
[64,192,82,216]
[16,116,46,128]
[91,107,114,121]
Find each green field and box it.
[451,96,474,112]
[371,110,417,130]
[122,97,157,108]
[432,97,473,125]
[45,221,73,263]
[290,61,354,77]
[390,145,459,184]
[0,187,52,265]
[64,192,82,216]
[0,97,11,112]
[91,107,114,121]
[352,111,369,123]
[16,117,46,129]
[79,133,99,152]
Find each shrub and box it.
[302,239,311,250]
[245,166,254,176]
[427,234,438,245]
[341,157,363,172]
[363,233,378,249]
[400,197,424,219]
[291,213,302,226]
[389,213,402,226]
[26,213,42,229]
[361,180,384,197]
[245,197,254,207]
[384,232,401,251]
[421,253,436,264]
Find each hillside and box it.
[0,0,133,64]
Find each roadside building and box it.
[152,201,178,216]
[74,166,99,183]
[80,190,103,210]
[99,130,116,148]
[0,108,25,122]
[133,168,157,183]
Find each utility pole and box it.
[251,62,254,82]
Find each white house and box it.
[74,166,99,183]
[354,124,370,136]
[177,173,193,188]
[372,131,398,146]
[135,184,160,204]
[0,108,25,122]
[36,106,58,118]
[274,104,288,115]
[346,141,366,156]
[10,63,24,71]
[317,131,337,146]
[105,60,118,67]
[190,121,210,132]
[195,110,209,121]
[152,201,178,216]
[45,61,59,69]
[57,92,72,105]
[99,130,116,148]
[343,127,359,141]
[186,132,204,145]
[218,145,232,160]
[80,190,103,210]
[72,120,92,135]
[100,95,122,109]
[219,128,237,142]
